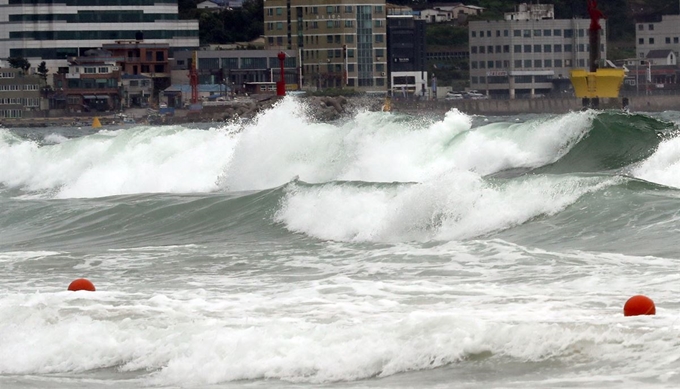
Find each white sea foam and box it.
[632,135,680,188]
[0,125,237,198]
[275,172,620,242]
[1,242,678,387]
[43,133,69,144]
[1,99,595,199]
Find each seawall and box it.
[393,95,680,115]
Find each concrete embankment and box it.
[2,94,678,128]
[393,94,680,116]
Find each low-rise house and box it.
[121,74,153,108]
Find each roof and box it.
[121,74,152,80]
[647,49,674,59]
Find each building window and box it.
[534,59,541,67]
[544,59,552,67]
[534,29,541,36]
[504,30,508,36]
[514,45,521,53]
[555,59,562,67]
[471,31,476,38]
[524,59,531,68]
[565,44,572,52]
[554,44,562,52]
[534,44,541,53]
[472,46,478,54]
[375,34,383,43]
[649,38,654,44]
[524,45,531,53]
[503,45,509,53]
[544,44,551,53]
[480,46,485,54]
[666,37,671,44]
[564,29,573,38]
[553,29,561,36]
[488,46,493,53]
[523,29,530,37]
[375,5,383,13]
[514,30,521,37]
[649,24,654,30]
[638,24,643,31]
[346,35,354,43]
[543,29,551,36]
[471,61,478,69]
[514,59,521,68]
[276,8,282,15]
[487,61,493,68]
[345,6,352,13]
[276,22,283,30]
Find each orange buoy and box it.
[623,295,655,316]
[68,278,96,292]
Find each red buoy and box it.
[68,278,96,292]
[623,295,655,316]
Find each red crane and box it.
[189,51,198,104]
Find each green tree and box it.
[7,57,31,71]
[37,61,49,82]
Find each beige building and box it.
[263,0,388,92]
[0,68,43,119]
[469,3,606,98]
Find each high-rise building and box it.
[468,3,606,98]
[386,4,427,98]
[263,0,388,92]
[0,0,199,71]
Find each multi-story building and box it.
[0,68,42,119]
[634,16,680,90]
[635,16,680,60]
[468,3,606,98]
[263,0,388,92]
[386,4,427,98]
[121,74,153,108]
[0,0,199,72]
[102,40,171,94]
[52,55,122,112]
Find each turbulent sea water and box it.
[3,97,680,388]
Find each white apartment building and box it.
[469,3,606,98]
[0,0,199,72]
